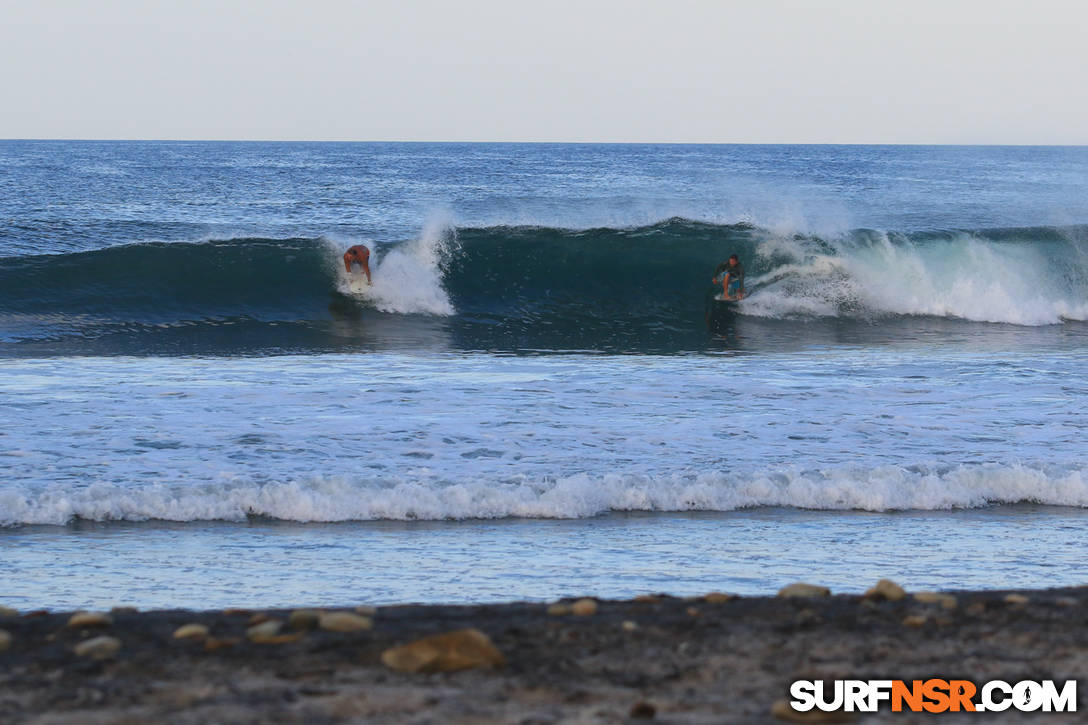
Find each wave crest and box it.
[2,220,1086,350]
[3,463,1086,526]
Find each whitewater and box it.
[2,141,1087,609]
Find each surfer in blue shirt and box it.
[713,254,745,300]
[343,245,372,284]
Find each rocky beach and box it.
[1,582,1084,724]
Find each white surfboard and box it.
[346,276,371,295]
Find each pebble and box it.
[381,628,505,673]
[1055,597,1077,607]
[252,631,306,645]
[173,623,210,640]
[288,609,323,629]
[966,602,986,616]
[704,592,736,603]
[246,620,283,641]
[863,579,906,602]
[74,635,121,659]
[913,592,957,610]
[633,595,660,603]
[621,620,638,632]
[110,606,138,615]
[0,629,10,651]
[354,605,377,616]
[629,701,656,719]
[902,615,927,628]
[203,636,240,652]
[0,607,18,618]
[571,598,598,616]
[318,611,373,632]
[1004,593,1029,606]
[778,583,831,599]
[67,611,113,629]
[686,607,701,618]
[546,602,571,615]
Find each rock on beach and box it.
[172,623,209,640]
[288,609,322,629]
[777,583,831,599]
[318,611,373,632]
[67,612,113,629]
[381,628,505,673]
[74,636,121,659]
[863,579,906,601]
[914,592,957,609]
[570,598,598,616]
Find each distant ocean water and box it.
[2,142,1087,609]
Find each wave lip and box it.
[3,463,1086,526]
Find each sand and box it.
[1,584,1085,723]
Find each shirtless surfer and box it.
[343,244,372,284]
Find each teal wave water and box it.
[2,220,1086,353]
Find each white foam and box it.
[333,220,457,316]
[743,231,1088,325]
[3,463,1086,526]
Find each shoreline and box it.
[9,505,1088,614]
[2,582,1085,723]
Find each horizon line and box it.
[2,138,1087,148]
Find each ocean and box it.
[1,141,1087,610]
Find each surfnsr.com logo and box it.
[790,679,1077,713]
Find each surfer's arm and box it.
[343,254,353,273]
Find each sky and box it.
[2,0,1086,143]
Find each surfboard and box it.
[346,276,371,295]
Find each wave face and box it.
[2,220,1086,352]
[3,463,1086,526]
[1,238,337,332]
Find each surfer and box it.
[713,254,745,300]
[343,244,372,284]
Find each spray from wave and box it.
[744,226,1088,325]
[335,218,457,316]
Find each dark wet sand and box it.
[1,585,1085,724]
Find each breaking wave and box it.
[2,463,1086,526]
[1,219,1086,351]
